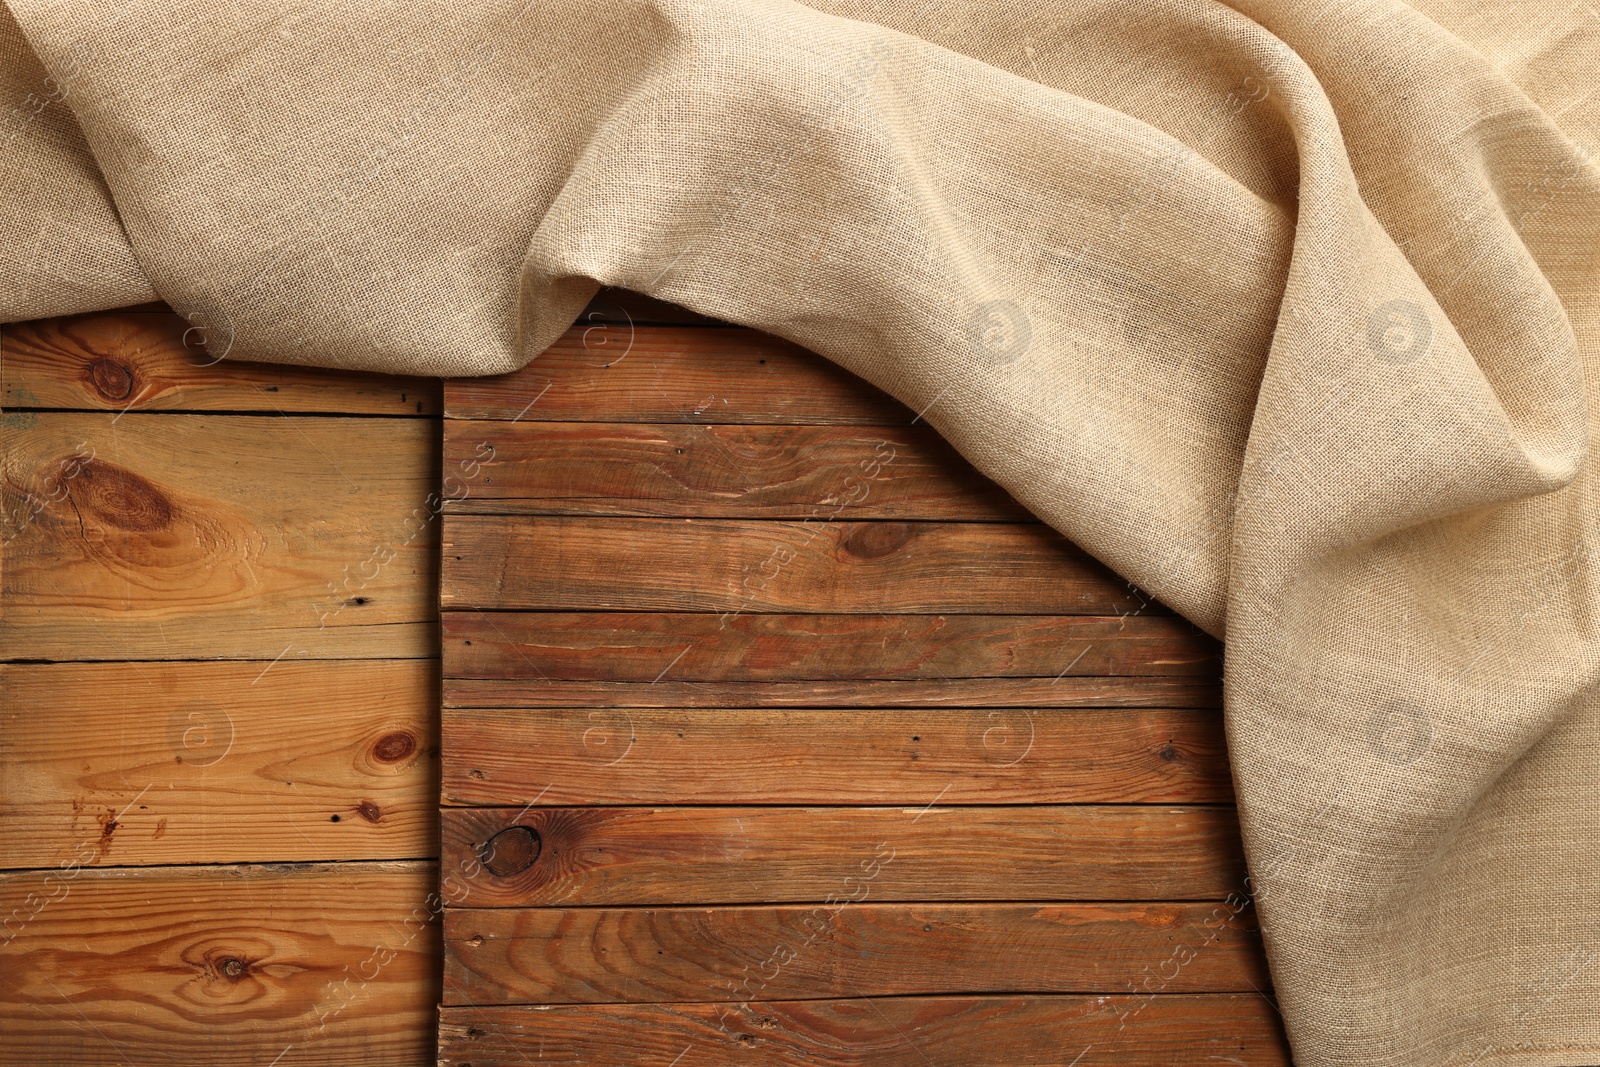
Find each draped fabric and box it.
[2,1,1598,1063]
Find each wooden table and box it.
[0,294,1289,1064]
[436,293,1287,1065]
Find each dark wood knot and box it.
[482,826,540,877]
[87,358,135,401]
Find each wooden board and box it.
[444,675,1223,709]
[1,305,440,415]
[443,516,1160,615]
[443,901,1270,1004]
[438,301,1282,1061]
[1,305,444,1067]
[0,660,437,868]
[441,707,1230,806]
[439,995,1290,1066]
[0,862,438,1067]
[444,420,1033,519]
[0,412,439,659]
[442,327,908,424]
[442,611,1217,680]
[441,806,1245,908]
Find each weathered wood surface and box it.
[443,901,1269,1004]
[0,862,439,1066]
[0,411,439,659]
[443,516,1160,615]
[444,675,1223,709]
[433,293,1275,1059]
[443,327,909,424]
[444,420,1033,519]
[443,611,1216,680]
[440,994,1291,1066]
[442,706,1229,806]
[1,305,441,415]
[440,806,1244,908]
[2,304,445,1067]
[0,659,438,868]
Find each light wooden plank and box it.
[441,706,1228,806]
[443,901,1268,1004]
[442,327,909,424]
[443,420,1032,519]
[439,994,1291,1065]
[1,306,440,415]
[442,676,1224,709]
[440,806,1244,907]
[0,412,439,659]
[0,660,438,868]
[0,862,438,1066]
[442,611,1216,681]
[441,516,1159,615]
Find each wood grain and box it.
[442,326,909,424]
[442,516,1160,615]
[443,901,1268,1004]
[0,861,439,1066]
[1,306,440,415]
[444,676,1223,709]
[439,994,1291,1065]
[441,706,1229,806]
[0,660,438,868]
[440,806,1244,907]
[1,412,440,660]
[444,420,1032,519]
[442,611,1217,681]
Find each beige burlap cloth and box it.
[3,1,1597,1063]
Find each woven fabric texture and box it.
[2,1,1597,1063]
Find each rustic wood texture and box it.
[437,298,1279,1062]
[443,901,1270,1004]
[0,411,439,659]
[2,305,444,1066]
[439,995,1291,1066]
[0,660,438,868]
[445,420,1034,519]
[0,862,439,1067]
[1,305,442,415]
[444,675,1223,709]
[443,516,1161,615]
[442,706,1229,806]
[440,806,1245,908]
[442,326,909,424]
[443,611,1217,680]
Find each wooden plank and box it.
[0,660,438,868]
[443,901,1269,1004]
[1,306,441,415]
[0,412,439,659]
[441,707,1229,806]
[440,806,1243,907]
[443,676,1224,709]
[442,612,1216,681]
[0,861,438,1066]
[442,326,909,424]
[442,516,1160,615]
[439,994,1291,1065]
[444,420,1032,519]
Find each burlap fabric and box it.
[2,1,1597,1063]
